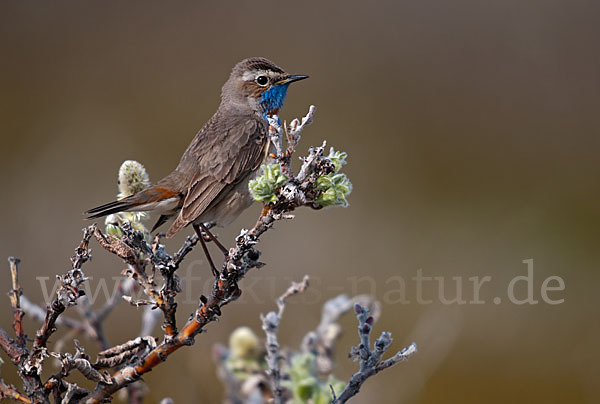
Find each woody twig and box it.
[8,257,25,348]
[0,226,94,403]
[0,378,31,403]
[330,304,418,403]
[261,276,310,403]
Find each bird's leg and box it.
[199,223,228,256]
[193,224,219,277]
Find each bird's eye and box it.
[256,76,269,86]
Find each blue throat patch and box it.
[260,84,290,119]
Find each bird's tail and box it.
[85,186,181,219]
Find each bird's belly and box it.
[195,174,257,227]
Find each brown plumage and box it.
[86,57,308,238]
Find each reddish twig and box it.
[0,379,31,403]
[8,257,26,347]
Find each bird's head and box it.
[221,57,308,117]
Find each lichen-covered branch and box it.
[91,223,183,340]
[34,226,93,351]
[331,304,418,403]
[301,294,379,376]
[49,341,111,385]
[262,276,310,403]
[0,227,94,403]
[93,336,157,369]
[268,105,315,178]
[213,291,415,404]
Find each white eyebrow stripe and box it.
[242,70,264,81]
[242,70,282,82]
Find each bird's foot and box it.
[193,224,220,277]
[199,223,228,256]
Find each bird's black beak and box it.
[276,74,309,85]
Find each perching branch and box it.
[82,106,339,403]
[1,105,367,404]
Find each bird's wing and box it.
[166,114,267,237]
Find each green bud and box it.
[105,221,123,238]
[248,164,289,203]
[326,147,348,173]
[315,173,352,207]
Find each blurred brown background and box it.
[1,1,599,403]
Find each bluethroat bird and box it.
[86,57,308,273]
